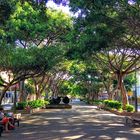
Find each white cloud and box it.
[46,1,71,16]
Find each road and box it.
[1,101,140,140]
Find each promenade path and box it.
[1,101,140,140]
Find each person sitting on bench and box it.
[0,107,15,132]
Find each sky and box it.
[46,0,136,18]
[46,1,71,15]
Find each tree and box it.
[58,60,104,100]
[66,0,140,108]
[66,0,140,60]
[31,73,51,100]
[92,48,140,108]
[0,0,72,104]
[0,0,15,25]
[3,1,72,47]
[0,45,64,104]
[58,80,87,98]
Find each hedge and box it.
[126,104,134,112]
[103,100,122,110]
[16,99,50,109]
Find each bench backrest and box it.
[14,113,21,119]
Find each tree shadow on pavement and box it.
[1,106,140,140]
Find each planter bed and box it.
[108,109,133,116]
[46,104,72,109]
[102,107,134,116]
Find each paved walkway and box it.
[1,101,140,140]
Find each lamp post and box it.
[134,61,138,112]
[13,84,18,113]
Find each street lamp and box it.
[134,60,138,112]
[13,84,18,113]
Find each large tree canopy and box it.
[0,0,72,47]
[0,0,140,107]
[0,44,65,103]
[64,0,140,108]
[67,0,140,53]
[0,0,72,104]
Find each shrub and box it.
[83,99,90,104]
[113,101,122,110]
[16,102,27,110]
[108,101,114,108]
[63,96,70,104]
[16,99,50,110]
[44,98,50,102]
[104,100,110,106]
[28,100,45,109]
[103,100,122,110]
[44,100,50,105]
[126,104,134,112]
[93,100,103,105]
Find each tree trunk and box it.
[108,88,118,100]
[19,80,25,102]
[34,83,40,100]
[117,73,128,109]
[94,92,98,100]
[33,75,48,100]
[108,92,113,100]
[102,78,114,100]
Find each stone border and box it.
[16,108,42,114]
[108,109,133,116]
[46,104,72,109]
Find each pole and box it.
[134,61,138,112]
[13,86,17,113]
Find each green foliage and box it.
[25,83,34,94]
[16,102,28,110]
[59,81,71,95]
[0,45,64,78]
[92,100,103,105]
[16,99,50,109]
[126,104,134,112]
[61,60,87,75]
[0,0,16,25]
[103,100,122,110]
[104,100,109,106]
[84,99,103,105]
[67,0,140,61]
[44,100,50,105]
[2,1,72,46]
[59,80,87,97]
[59,60,102,98]
[44,98,50,102]
[28,99,46,109]
[82,98,90,104]
[113,73,137,91]
[124,73,136,91]
[0,0,72,105]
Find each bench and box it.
[0,113,21,137]
[125,112,140,126]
